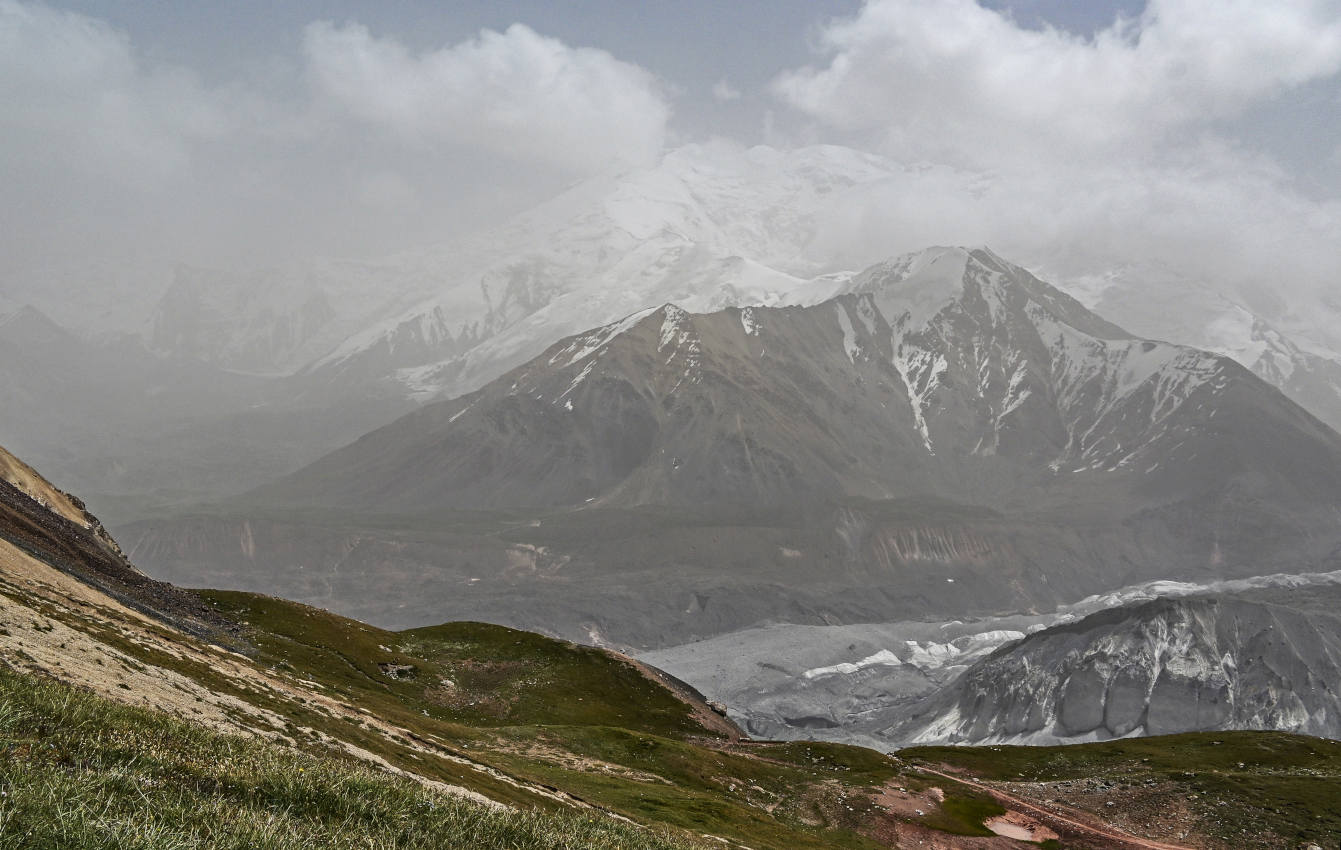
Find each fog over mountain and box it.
[121,248,1341,652]
[3,1,1341,519]
[8,0,1341,804]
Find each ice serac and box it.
[890,581,1341,747]
[130,247,1341,647]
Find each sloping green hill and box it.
[0,665,704,850]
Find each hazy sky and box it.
[3,0,1340,303]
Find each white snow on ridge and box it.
[862,247,970,334]
[893,345,945,453]
[739,306,760,336]
[1058,568,1341,621]
[550,306,659,368]
[659,305,692,351]
[1055,263,1341,404]
[834,303,861,363]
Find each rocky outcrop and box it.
[890,583,1341,746]
[0,446,243,648]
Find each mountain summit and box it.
[130,246,1341,646]
[262,246,1341,518]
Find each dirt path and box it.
[917,765,1194,850]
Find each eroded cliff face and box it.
[892,586,1341,747]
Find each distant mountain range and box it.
[9,143,1341,786]
[9,143,1341,519]
[123,247,1341,652]
[1061,263,1341,439]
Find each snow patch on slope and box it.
[834,303,861,363]
[550,306,660,368]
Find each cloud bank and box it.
[773,0,1341,306]
[3,0,1340,340]
[303,21,668,173]
[775,0,1341,165]
[0,2,671,280]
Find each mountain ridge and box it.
[125,246,1341,650]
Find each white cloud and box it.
[0,1,228,184]
[774,0,1341,166]
[302,21,670,172]
[712,78,742,102]
[773,0,1341,304]
[0,3,672,288]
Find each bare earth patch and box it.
[984,810,1059,842]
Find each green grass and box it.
[905,732,1341,847]
[193,591,907,850]
[40,580,1341,849]
[480,728,897,849]
[399,621,702,734]
[920,793,1005,837]
[0,665,708,850]
[202,591,703,737]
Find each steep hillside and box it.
[0,443,119,549]
[126,247,1341,647]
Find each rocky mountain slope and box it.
[260,246,1341,516]
[124,247,1341,647]
[887,579,1341,748]
[13,145,1341,521]
[1061,263,1341,433]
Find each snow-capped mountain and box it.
[1059,264,1341,433]
[129,246,1341,647]
[140,144,895,387]
[305,143,898,400]
[267,246,1287,511]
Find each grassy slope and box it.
[0,665,703,850]
[204,590,703,736]
[9,574,1341,848]
[906,733,1341,847]
[199,591,909,849]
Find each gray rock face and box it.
[256,247,1341,518]
[123,247,1341,646]
[890,583,1341,746]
